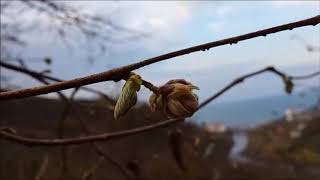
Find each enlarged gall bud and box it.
[149,79,199,118]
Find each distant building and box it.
[290,130,301,139]
[285,108,312,122]
[297,122,306,131]
[204,122,227,133]
[285,108,297,122]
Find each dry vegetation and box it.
[1,97,320,179]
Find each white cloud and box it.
[65,1,195,53]
[127,2,191,30]
[160,58,220,73]
[207,21,225,32]
[271,1,320,8]
[111,1,193,51]
[215,5,235,17]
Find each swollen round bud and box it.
[149,79,199,118]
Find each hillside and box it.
[1,97,320,179]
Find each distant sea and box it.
[193,89,319,127]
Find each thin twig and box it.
[289,71,320,80]
[17,62,71,179]
[81,157,105,180]
[34,76,70,178]
[40,84,128,179]
[0,15,319,100]
[62,88,131,179]
[1,66,320,146]
[198,66,286,109]
[198,68,320,109]
[142,80,159,93]
[0,118,184,146]
[56,88,79,180]
[33,155,50,180]
[74,108,132,179]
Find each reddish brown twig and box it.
[0,15,319,100]
[198,66,286,109]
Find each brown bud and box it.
[149,79,199,118]
[282,75,294,94]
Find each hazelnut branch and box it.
[0,15,319,100]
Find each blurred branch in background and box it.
[291,34,320,53]
[49,87,131,179]
[198,67,320,109]
[74,105,132,179]
[33,154,49,180]
[1,61,130,178]
[0,0,148,62]
[16,61,77,179]
[290,71,320,80]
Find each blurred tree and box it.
[0,0,147,88]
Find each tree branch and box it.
[198,68,320,109]
[290,71,320,80]
[1,65,320,146]
[0,118,184,146]
[0,15,319,100]
[0,60,114,102]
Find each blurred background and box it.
[1,1,320,179]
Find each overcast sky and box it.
[2,1,320,103]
